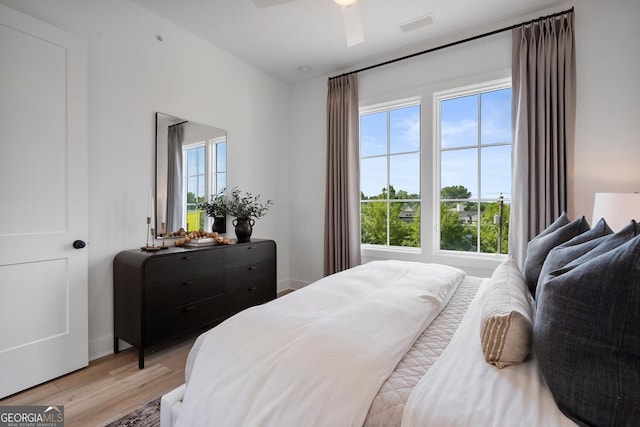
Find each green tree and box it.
[440,185,474,251]
[441,185,471,199]
[361,201,387,245]
[360,186,420,247]
[440,202,476,251]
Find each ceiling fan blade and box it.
[340,2,364,47]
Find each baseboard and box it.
[89,334,131,361]
[277,288,295,297]
[287,279,310,290]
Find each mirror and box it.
[155,112,227,235]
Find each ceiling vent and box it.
[399,14,434,33]
[251,0,296,8]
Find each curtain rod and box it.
[168,120,188,127]
[329,6,574,81]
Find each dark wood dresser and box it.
[113,239,276,368]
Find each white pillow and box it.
[480,258,534,368]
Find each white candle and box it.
[148,189,155,226]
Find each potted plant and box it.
[197,189,227,233]
[225,187,273,243]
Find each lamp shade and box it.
[334,0,357,5]
[592,192,640,232]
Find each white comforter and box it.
[176,260,464,427]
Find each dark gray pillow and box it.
[535,218,613,297]
[563,220,639,270]
[523,213,590,295]
[534,234,640,426]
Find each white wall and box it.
[573,0,640,218]
[290,0,640,285]
[0,0,292,360]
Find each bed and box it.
[161,213,640,427]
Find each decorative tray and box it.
[183,237,216,247]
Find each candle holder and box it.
[142,217,165,251]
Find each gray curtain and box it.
[510,10,576,267]
[324,74,361,275]
[166,123,184,232]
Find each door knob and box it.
[72,240,86,249]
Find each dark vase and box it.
[233,217,255,243]
[211,216,226,233]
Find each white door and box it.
[0,4,88,399]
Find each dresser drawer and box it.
[144,249,224,286]
[224,241,275,269]
[146,296,225,343]
[224,261,275,292]
[146,275,225,311]
[226,281,275,317]
[113,239,276,369]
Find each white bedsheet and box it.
[401,278,576,427]
[176,260,464,427]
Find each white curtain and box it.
[324,74,361,275]
[510,11,576,267]
[166,123,184,232]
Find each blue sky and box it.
[360,88,511,200]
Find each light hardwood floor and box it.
[0,337,195,427]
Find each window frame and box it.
[433,77,512,259]
[182,136,227,230]
[359,96,422,252]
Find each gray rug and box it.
[105,398,160,427]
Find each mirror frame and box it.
[155,112,227,235]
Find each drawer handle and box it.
[182,255,195,260]
[248,286,258,292]
[247,246,255,250]
[184,305,196,312]
[248,266,259,271]
[182,280,196,286]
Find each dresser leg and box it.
[138,348,144,369]
[114,336,119,354]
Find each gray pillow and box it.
[563,220,639,270]
[523,213,589,296]
[534,234,640,426]
[535,218,613,297]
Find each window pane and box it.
[441,148,478,199]
[441,95,478,149]
[390,201,420,247]
[360,111,387,157]
[481,88,511,145]
[187,176,198,199]
[361,201,387,245]
[217,142,227,172]
[390,105,420,154]
[187,148,198,175]
[440,201,477,252]
[390,153,420,199]
[481,145,511,199]
[198,146,205,171]
[479,200,510,254]
[360,156,387,199]
[216,173,226,193]
[197,174,205,200]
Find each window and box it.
[360,100,421,248]
[184,138,226,231]
[436,79,511,254]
